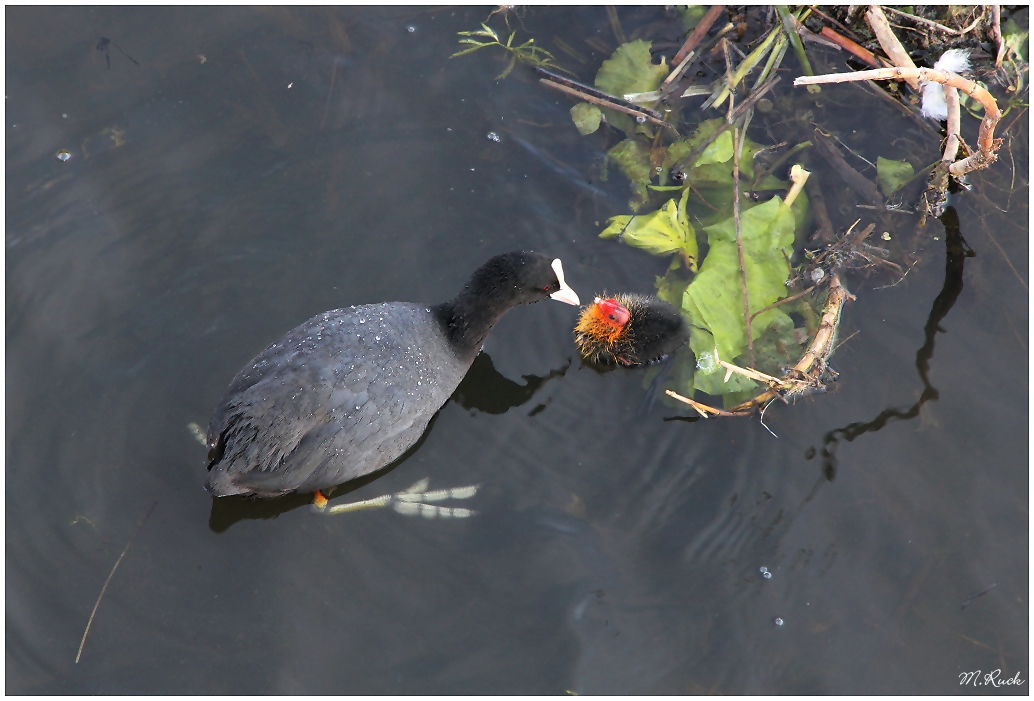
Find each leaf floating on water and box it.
[595,39,669,97]
[683,196,797,370]
[594,39,669,137]
[570,102,602,135]
[876,156,914,197]
[600,188,698,269]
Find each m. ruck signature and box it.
[959,670,1025,688]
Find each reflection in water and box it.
[816,206,976,477]
[451,351,569,415]
[209,352,565,531]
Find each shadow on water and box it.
[814,206,976,479]
[208,351,568,531]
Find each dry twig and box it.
[673,4,726,66]
[992,5,1006,69]
[795,68,1002,176]
[538,78,674,131]
[942,81,962,164]
[865,6,920,89]
[819,27,880,68]
[881,5,961,35]
[668,273,853,419]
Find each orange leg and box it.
[312,490,328,511]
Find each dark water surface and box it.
[6,6,1028,694]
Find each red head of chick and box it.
[574,293,689,366]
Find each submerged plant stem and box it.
[76,501,158,664]
[720,39,754,370]
[732,126,754,368]
[605,6,627,45]
[775,6,815,77]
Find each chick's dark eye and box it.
[608,314,617,321]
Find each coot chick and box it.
[574,293,688,366]
[206,251,579,499]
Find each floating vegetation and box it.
[449,5,1024,418]
[450,23,570,80]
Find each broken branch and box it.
[819,27,880,68]
[539,78,675,131]
[673,4,726,66]
[795,67,1002,176]
[865,5,920,89]
[881,5,961,35]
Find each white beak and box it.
[548,258,580,306]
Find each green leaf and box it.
[655,268,693,307]
[687,327,759,395]
[876,156,914,197]
[682,196,796,363]
[749,310,803,376]
[570,103,603,135]
[676,5,707,32]
[593,40,669,138]
[595,39,670,97]
[662,119,766,180]
[600,191,698,267]
[1003,19,1028,62]
[497,53,518,80]
[450,45,490,59]
[605,139,653,210]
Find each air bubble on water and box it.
[635,115,646,123]
[486,131,500,142]
[696,351,716,373]
[407,25,416,33]
[774,617,784,626]
[55,149,72,162]
[763,571,772,579]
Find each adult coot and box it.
[205,251,579,500]
[574,293,688,366]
